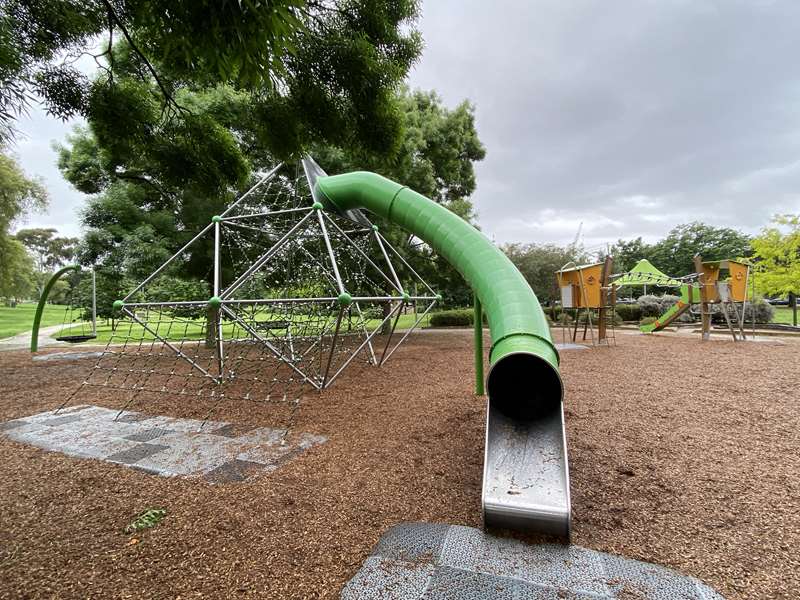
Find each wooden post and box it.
[694,255,711,340]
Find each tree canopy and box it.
[0,150,48,301]
[1,0,421,156]
[608,222,751,278]
[751,214,800,299]
[312,88,486,305]
[503,243,587,306]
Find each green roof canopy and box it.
[612,259,681,287]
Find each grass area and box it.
[772,306,798,325]
[0,303,70,339]
[53,311,432,344]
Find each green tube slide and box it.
[314,171,562,420]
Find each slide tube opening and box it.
[487,352,563,421]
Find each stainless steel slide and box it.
[482,403,570,536]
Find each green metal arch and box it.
[30,264,80,352]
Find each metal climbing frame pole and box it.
[474,295,484,395]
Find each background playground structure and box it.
[638,256,753,341]
[556,256,616,346]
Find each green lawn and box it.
[52,310,432,344]
[772,306,798,325]
[0,303,70,339]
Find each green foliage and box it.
[503,243,586,306]
[608,237,650,274]
[613,304,642,322]
[751,214,800,299]
[609,222,751,279]
[124,508,166,534]
[639,316,657,326]
[0,151,48,230]
[0,236,36,301]
[312,88,486,306]
[430,309,475,327]
[0,150,48,301]
[1,0,421,154]
[15,227,78,273]
[711,296,774,324]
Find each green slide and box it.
[314,166,571,536]
[314,170,563,419]
[640,283,695,333]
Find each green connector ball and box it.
[208,296,222,309]
[372,224,379,231]
[337,292,352,307]
[112,300,124,311]
[211,215,222,223]
[435,294,443,301]
[312,201,324,210]
[402,292,411,303]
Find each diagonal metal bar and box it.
[220,305,321,390]
[123,223,214,302]
[380,300,438,365]
[373,229,404,293]
[378,231,438,296]
[316,210,345,294]
[325,301,404,388]
[221,210,315,299]
[322,212,403,294]
[220,163,283,218]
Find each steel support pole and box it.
[474,295,485,395]
[91,268,97,335]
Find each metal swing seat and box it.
[55,333,97,343]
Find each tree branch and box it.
[99,0,187,117]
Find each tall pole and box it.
[474,295,484,395]
[91,268,97,335]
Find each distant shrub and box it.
[637,294,663,317]
[711,296,774,324]
[614,304,642,322]
[640,316,657,326]
[430,309,473,327]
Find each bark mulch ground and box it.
[0,330,798,599]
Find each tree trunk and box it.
[791,292,797,327]
[380,301,392,335]
[205,306,219,348]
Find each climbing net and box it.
[60,158,438,428]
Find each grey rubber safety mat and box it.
[0,405,325,482]
[342,523,724,599]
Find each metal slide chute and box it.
[313,168,571,536]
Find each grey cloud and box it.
[408,0,800,245]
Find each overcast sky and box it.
[11,0,800,251]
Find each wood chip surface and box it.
[0,329,797,599]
